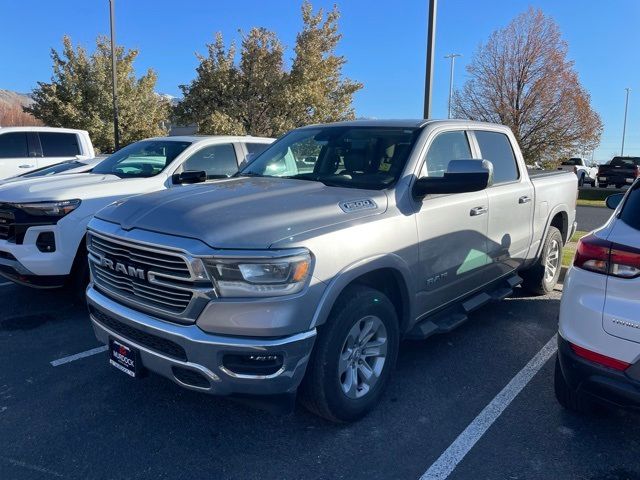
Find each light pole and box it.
[109,0,120,151]
[423,0,437,119]
[444,53,461,119]
[621,87,631,156]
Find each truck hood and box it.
[95,177,388,249]
[0,173,155,202]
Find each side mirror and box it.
[413,159,494,197]
[172,170,207,185]
[606,193,625,210]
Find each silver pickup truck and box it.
[85,120,577,422]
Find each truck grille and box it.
[88,232,198,316]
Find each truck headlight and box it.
[204,251,311,297]
[13,199,81,218]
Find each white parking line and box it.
[0,282,13,287]
[50,346,108,367]
[420,335,558,480]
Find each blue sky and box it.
[0,0,638,160]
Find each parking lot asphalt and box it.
[576,205,612,232]
[1,282,638,480]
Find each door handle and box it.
[18,164,35,169]
[470,206,488,216]
[519,195,532,204]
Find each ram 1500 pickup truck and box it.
[86,120,577,422]
[0,135,273,289]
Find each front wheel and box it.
[299,285,399,423]
[521,226,563,295]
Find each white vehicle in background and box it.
[0,156,106,186]
[557,157,598,187]
[0,135,273,290]
[555,181,640,412]
[0,127,95,179]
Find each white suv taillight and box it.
[574,234,640,278]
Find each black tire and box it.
[599,183,608,189]
[578,173,585,187]
[64,245,90,303]
[299,285,400,423]
[554,356,595,414]
[616,184,623,189]
[521,226,563,295]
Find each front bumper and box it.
[0,249,67,288]
[87,286,317,396]
[557,334,640,409]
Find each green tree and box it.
[174,1,362,136]
[452,8,602,164]
[26,36,170,153]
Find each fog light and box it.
[36,232,56,253]
[222,353,284,376]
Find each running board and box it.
[406,274,522,340]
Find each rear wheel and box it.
[554,356,595,414]
[578,173,585,187]
[521,226,563,295]
[299,285,399,423]
[616,184,623,189]
[599,183,608,189]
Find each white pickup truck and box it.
[0,127,95,180]
[557,157,598,187]
[0,135,273,289]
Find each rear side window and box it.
[474,131,519,184]
[610,157,640,167]
[183,143,238,178]
[620,185,640,230]
[39,132,80,157]
[424,130,472,177]
[0,132,29,158]
[245,142,270,156]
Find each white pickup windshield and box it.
[93,140,192,178]
[239,126,420,190]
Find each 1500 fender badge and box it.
[339,199,377,213]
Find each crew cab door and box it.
[0,131,38,179]
[414,129,492,315]
[36,132,84,169]
[472,130,533,277]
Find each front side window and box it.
[182,143,238,178]
[93,140,192,178]
[423,130,472,177]
[0,132,29,158]
[39,132,80,157]
[474,130,519,184]
[240,126,421,190]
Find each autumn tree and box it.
[174,1,362,136]
[26,36,170,152]
[452,8,602,164]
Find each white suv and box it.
[0,135,273,289]
[555,181,640,412]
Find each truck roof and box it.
[299,119,512,131]
[145,135,275,144]
[0,126,90,135]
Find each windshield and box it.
[239,126,421,190]
[93,140,192,178]
[19,161,85,178]
[610,157,640,168]
[561,158,581,166]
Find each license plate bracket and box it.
[109,337,140,378]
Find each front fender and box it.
[309,253,414,331]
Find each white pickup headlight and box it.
[13,199,81,217]
[204,251,311,297]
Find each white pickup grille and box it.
[88,232,195,315]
